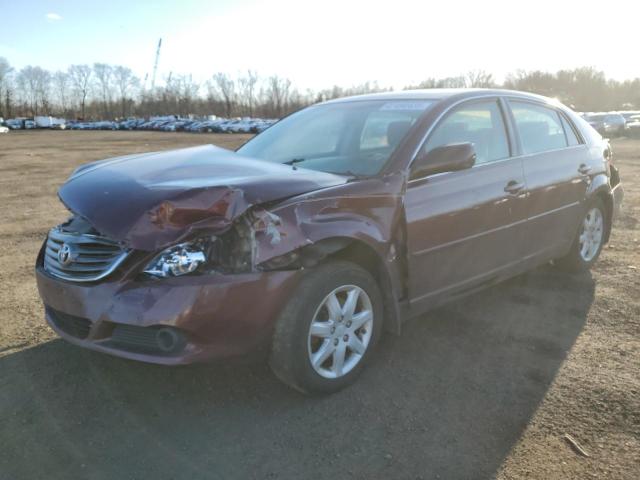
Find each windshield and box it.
[237,99,436,176]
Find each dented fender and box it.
[249,174,409,331]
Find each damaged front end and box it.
[173,207,356,275]
[135,205,351,278]
[39,144,410,357]
[49,143,403,280]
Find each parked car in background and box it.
[7,115,277,134]
[624,114,640,137]
[36,89,623,394]
[185,120,203,132]
[195,120,219,133]
[0,125,9,133]
[117,119,143,130]
[620,111,640,123]
[584,113,626,136]
[6,118,25,129]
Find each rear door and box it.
[506,100,590,260]
[405,98,528,311]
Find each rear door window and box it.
[423,100,510,165]
[509,101,568,154]
[560,115,580,146]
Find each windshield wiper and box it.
[282,158,362,179]
[282,158,307,166]
[326,170,362,180]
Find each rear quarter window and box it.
[560,114,581,146]
[509,101,568,154]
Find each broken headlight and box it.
[144,241,207,278]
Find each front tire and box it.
[556,197,606,272]
[269,261,383,395]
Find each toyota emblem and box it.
[58,243,73,266]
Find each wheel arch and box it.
[586,176,614,243]
[261,236,404,335]
[326,238,403,335]
[252,190,408,335]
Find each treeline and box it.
[0,58,638,121]
[405,68,640,112]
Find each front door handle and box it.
[578,164,592,175]
[504,180,525,195]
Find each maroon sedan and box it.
[36,89,623,394]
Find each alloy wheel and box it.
[579,207,604,262]
[307,285,374,379]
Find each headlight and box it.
[144,241,207,278]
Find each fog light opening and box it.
[156,328,186,354]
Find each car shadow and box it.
[0,265,594,480]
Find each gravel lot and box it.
[0,131,638,479]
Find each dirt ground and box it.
[0,131,638,480]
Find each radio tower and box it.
[151,38,162,90]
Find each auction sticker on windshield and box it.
[380,101,434,111]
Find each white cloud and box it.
[45,13,63,22]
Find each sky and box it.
[1,0,638,91]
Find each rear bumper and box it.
[36,266,301,365]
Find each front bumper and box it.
[36,266,301,365]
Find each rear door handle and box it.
[578,164,592,175]
[504,180,525,194]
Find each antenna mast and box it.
[151,38,162,90]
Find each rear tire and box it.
[269,261,383,395]
[556,197,606,272]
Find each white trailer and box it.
[34,116,66,128]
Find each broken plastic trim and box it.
[196,207,353,274]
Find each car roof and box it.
[322,88,553,105]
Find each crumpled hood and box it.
[59,145,347,251]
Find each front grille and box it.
[43,227,129,282]
[47,307,92,339]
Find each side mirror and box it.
[410,142,477,180]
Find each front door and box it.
[405,99,528,311]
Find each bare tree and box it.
[177,75,199,116]
[210,73,236,117]
[266,75,291,117]
[93,63,114,117]
[504,67,608,110]
[52,71,69,115]
[239,70,259,116]
[68,64,92,119]
[559,67,607,111]
[465,70,495,88]
[0,57,13,118]
[16,66,50,115]
[4,87,14,118]
[504,70,556,96]
[113,66,138,118]
[404,78,440,89]
[3,57,640,119]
